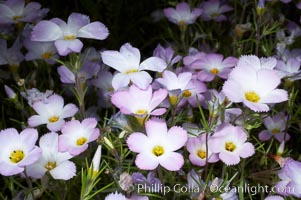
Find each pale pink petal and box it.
[149,88,167,111]
[165,126,187,151]
[26,163,47,179]
[61,103,78,118]
[67,13,90,31]
[243,100,269,112]
[260,57,277,70]
[222,57,238,68]
[238,142,255,158]
[258,130,272,141]
[19,147,41,166]
[178,72,192,86]
[54,39,83,56]
[112,73,131,90]
[69,144,88,155]
[31,20,62,41]
[127,132,150,153]
[49,160,76,180]
[28,115,47,127]
[208,137,224,153]
[222,79,244,102]
[101,50,131,72]
[20,128,38,149]
[159,152,184,171]
[274,133,290,142]
[197,70,215,81]
[82,118,97,129]
[189,154,206,166]
[219,152,240,165]
[88,129,100,142]
[0,161,24,176]
[135,153,159,170]
[145,118,167,139]
[139,57,167,72]
[58,134,70,152]
[256,69,280,92]
[130,71,152,90]
[78,22,109,40]
[120,43,140,69]
[111,90,132,114]
[150,108,166,116]
[260,89,288,104]
[237,55,261,71]
[47,119,65,131]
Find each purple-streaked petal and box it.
[67,13,90,31]
[127,132,150,153]
[139,57,167,72]
[258,130,272,141]
[274,133,290,142]
[78,22,109,40]
[31,21,62,41]
[135,153,159,170]
[57,65,75,83]
[197,70,215,82]
[159,152,184,171]
[49,160,76,180]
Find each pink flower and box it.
[26,132,76,180]
[209,124,255,166]
[59,118,100,156]
[192,53,238,81]
[127,118,187,171]
[28,94,78,131]
[259,112,290,142]
[163,2,202,26]
[186,134,219,166]
[0,128,41,176]
[31,12,109,56]
[200,0,233,22]
[111,85,167,117]
[101,43,167,90]
[275,158,301,198]
[222,55,288,112]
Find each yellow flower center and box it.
[107,87,114,92]
[183,90,192,97]
[41,52,52,59]
[45,161,57,170]
[210,68,219,75]
[271,128,280,134]
[125,69,138,74]
[152,146,164,156]
[210,12,219,18]
[135,109,148,115]
[245,91,260,103]
[9,150,25,163]
[76,137,87,146]
[169,95,178,106]
[13,15,22,20]
[64,35,76,40]
[48,116,59,123]
[225,142,236,152]
[197,150,206,159]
